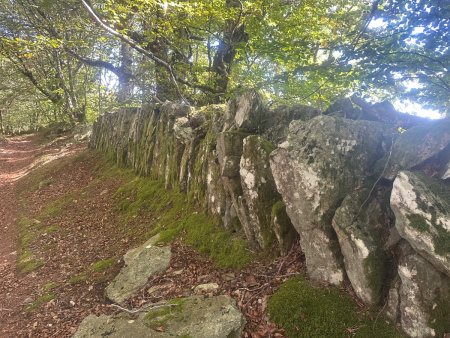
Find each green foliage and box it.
[268,276,404,338]
[1,0,448,119]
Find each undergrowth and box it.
[112,174,252,269]
[268,276,404,338]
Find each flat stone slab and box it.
[73,295,245,338]
[106,235,171,304]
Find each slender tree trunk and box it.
[117,42,134,103]
[211,0,247,100]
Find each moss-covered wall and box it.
[90,102,296,254]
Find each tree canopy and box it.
[0,0,448,132]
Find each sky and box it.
[368,19,445,120]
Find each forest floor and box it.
[0,133,304,338]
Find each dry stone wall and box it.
[90,92,450,338]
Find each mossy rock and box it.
[73,296,245,338]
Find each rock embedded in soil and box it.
[105,235,171,304]
[72,295,245,338]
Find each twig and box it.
[238,283,269,293]
[0,308,13,311]
[374,300,388,327]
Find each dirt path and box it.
[0,136,39,318]
[0,134,302,338]
[0,135,85,337]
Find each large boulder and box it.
[105,235,171,304]
[328,96,429,128]
[264,104,319,143]
[73,295,245,338]
[217,131,248,178]
[382,119,450,180]
[270,115,387,285]
[386,242,450,338]
[390,171,450,277]
[332,187,394,304]
[225,90,268,133]
[239,135,296,251]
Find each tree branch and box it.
[80,0,187,102]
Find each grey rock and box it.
[390,171,450,277]
[382,119,450,180]
[72,314,152,338]
[270,115,386,285]
[330,96,430,128]
[217,131,248,178]
[332,188,393,304]
[106,235,171,304]
[227,91,267,132]
[173,117,193,142]
[194,283,219,294]
[387,242,450,338]
[73,295,245,338]
[73,123,92,142]
[264,104,319,144]
[160,102,192,118]
[271,200,298,255]
[239,135,293,250]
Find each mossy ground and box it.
[268,276,405,338]
[112,171,252,269]
[17,217,44,273]
[91,258,115,272]
[25,293,56,312]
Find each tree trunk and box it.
[117,43,134,103]
[211,0,247,99]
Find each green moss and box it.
[42,282,57,292]
[363,251,384,304]
[434,225,450,255]
[68,272,88,285]
[430,297,450,336]
[38,194,73,220]
[37,178,54,190]
[406,213,430,232]
[43,225,60,234]
[113,172,252,269]
[144,298,187,330]
[25,293,55,312]
[17,217,44,274]
[271,200,296,254]
[91,258,115,272]
[258,136,276,154]
[17,250,44,273]
[268,276,404,338]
